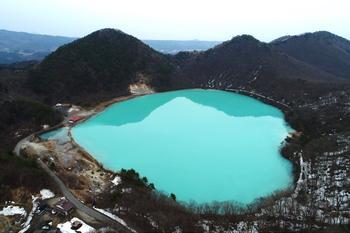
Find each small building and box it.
[54,198,75,216]
[68,116,84,124]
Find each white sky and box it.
[1,0,349,41]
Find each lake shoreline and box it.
[29,87,302,209]
[72,88,295,205]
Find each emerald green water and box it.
[71,89,293,204]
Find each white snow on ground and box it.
[0,205,26,216]
[293,155,309,198]
[19,196,38,233]
[5,201,16,205]
[57,217,95,233]
[40,189,55,200]
[173,226,183,233]
[146,215,158,229]
[111,176,121,186]
[93,207,137,232]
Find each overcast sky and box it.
[1,0,349,41]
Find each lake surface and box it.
[71,89,293,204]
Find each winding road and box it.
[13,135,32,156]
[13,123,134,232]
[14,138,131,232]
[37,159,132,232]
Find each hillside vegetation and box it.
[27,29,175,105]
[272,31,350,80]
[0,29,75,64]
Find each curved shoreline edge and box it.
[20,88,302,209]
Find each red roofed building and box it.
[69,116,84,124]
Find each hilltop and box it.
[173,33,349,104]
[272,31,350,80]
[27,29,175,105]
[26,30,350,106]
[0,29,222,64]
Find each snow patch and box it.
[19,196,38,233]
[93,207,136,232]
[57,217,95,233]
[0,205,26,216]
[146,215,158,229]
[173,226,182,233]
[111,176,121,186]
[40,189,55,200]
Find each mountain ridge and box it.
[271,31,350,80]
[27,28,175,105]
[0,29,222,63]
[0,29,76,64]
[24,28,350,106]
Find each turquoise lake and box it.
[71,89,293,204]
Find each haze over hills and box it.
[0,29,221,64]
[0,29,76,64]
[143,40,221,54]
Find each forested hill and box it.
[173,34,349,103]
[271,31,350,80]
[0,29,221,64]
[25,29,350,106]
[27,29,175,105]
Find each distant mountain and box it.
[143,40,221,54]
[0,29,221,64]
[27,29,175,105]
[23,29,350,106]
[0,29,76,64]
[271,31,350,80]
